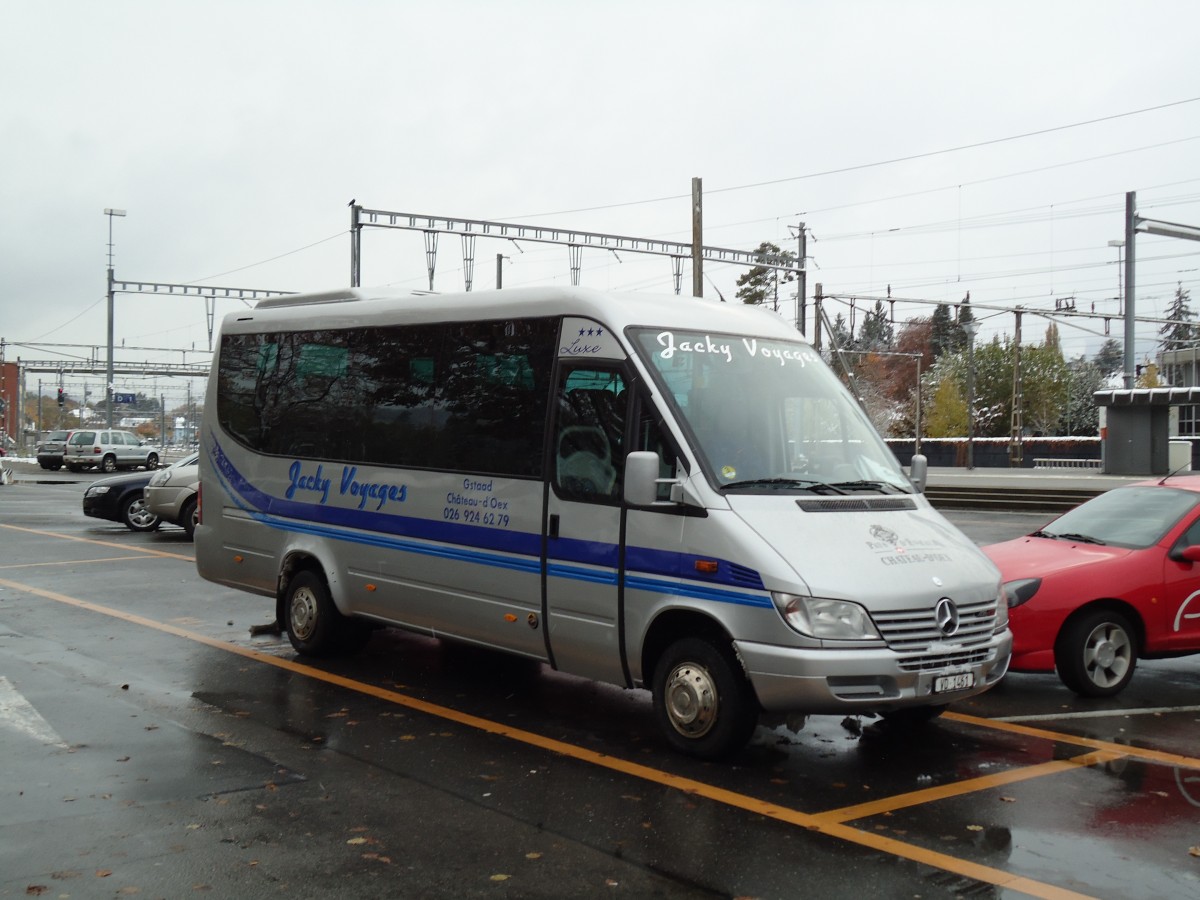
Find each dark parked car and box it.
[82,470,161,532]
[37,429,73,470]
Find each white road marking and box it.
[0,675,68,747]
[996,704,1200,723]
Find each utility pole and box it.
[1009,308,1024,467]
[795,222,807,335]
[1124,191,1137,388]
[691,177,703,297]
[104,208,126,429]
[813,284,824,353]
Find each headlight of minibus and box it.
[771,593,882,640]
[993,588,1010,632]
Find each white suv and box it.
[65,429,160,473]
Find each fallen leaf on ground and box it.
[490,874,510,882]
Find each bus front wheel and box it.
[283,569,369,657]
[652,636,758,760]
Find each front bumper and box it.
[737,630,1012,715]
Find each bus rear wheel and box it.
[283,569,370,657]
[652,636,758,760]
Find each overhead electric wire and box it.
[500,96,1200,220]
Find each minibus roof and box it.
[240,285,809,344]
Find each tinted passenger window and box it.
[217,317,557,478]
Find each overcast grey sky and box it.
[3,1,1200,406]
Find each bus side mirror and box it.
[625,451,665,506]
[908,453,928,494]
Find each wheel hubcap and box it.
[290,588,317,640]
[129,500,154,527]
[663,662,718,738]
[1083,623,1131,687]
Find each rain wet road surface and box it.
[1,479,1197,898]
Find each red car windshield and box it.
[1041,485,1200,548]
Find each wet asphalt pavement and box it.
[0,467,1197,899]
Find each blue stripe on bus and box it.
[208,436,769,609]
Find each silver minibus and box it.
[196,285,1011,758]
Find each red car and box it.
[984,477,1200,696]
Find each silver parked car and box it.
[144,453,200,538]
[36,429,73,470]
[65,429,160,473]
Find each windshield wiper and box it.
[1029,530,1059,539]
[722,478,848,494]
[827,479,904,494]
[1053,532,1106,545]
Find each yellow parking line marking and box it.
[0,523,193,562]
[999,705,1200,721]
[0,574,1099,900]
[945,711,1200,771]
[814,750,1123,824]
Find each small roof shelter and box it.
[1093,388,1200,475]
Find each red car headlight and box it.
[1003,577,1042,609]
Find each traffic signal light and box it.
[57,387,64,407]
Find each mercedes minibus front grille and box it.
[872,598,998,654]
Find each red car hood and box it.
[982,535,1134,580]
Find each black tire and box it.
[652,636,759,760]
[48,462,61,471]
[180,496,198,540]
[101,454,118,473]
[121,493,161,532]
[1055,608,1138,697]
[145,452,159,469]
[283,569,370,657]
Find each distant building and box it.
[1157,348,1200,436]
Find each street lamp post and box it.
[104,208,126,429]
[963,319,980,470]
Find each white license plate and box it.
[934,672,975,693]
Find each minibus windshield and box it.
[631,327,911,494]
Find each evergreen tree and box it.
[858,299,894,350]
[930,304,956,359]
[951,297,976,354]
[735,241,797,307]
[1160,282,1195,352]
[828,312,853,350]
[1094,338,1123,377]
